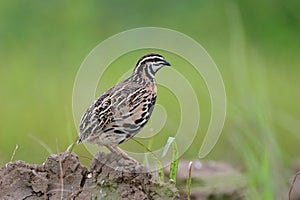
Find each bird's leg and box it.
[105,145,139,164]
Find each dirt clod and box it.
[83,152,179,200]
[0,152,88,200]
[0,152,179,200]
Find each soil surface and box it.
[0,151,248,200]
[0,152,179,200]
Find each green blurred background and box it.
[0,1,299,199]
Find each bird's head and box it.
[133,53,171,78]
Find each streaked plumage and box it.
[77,53,171,159]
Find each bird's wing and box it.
[77,82,157,143]
[77,88,114,143]
[111,84,156,135]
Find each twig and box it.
[187,161,193,200]
[55,138,64,200]
[289,170,300,200]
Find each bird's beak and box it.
[164,60,171,66]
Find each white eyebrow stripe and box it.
[136,56,164,66]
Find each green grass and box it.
[169,139,179,185]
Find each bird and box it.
[77,53,171,162]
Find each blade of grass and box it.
[10,144,18,162]
[132,138,164,181]
[162,137,174,158]
[29,134,53,154]
[169,139,178,185]
[66,141,76,152]
[143,138,153,166]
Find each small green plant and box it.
[169,139,179,185]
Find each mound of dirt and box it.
[0,152,179,200]
[0,152,87,199]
